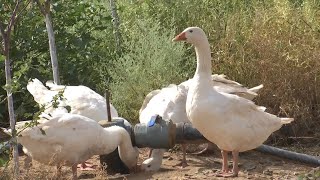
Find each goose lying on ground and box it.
[1,113,139,180]
[173,27,293,177]
[140,76,263,171]
[27,78,118,120]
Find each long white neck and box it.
[99,126,135,162]
[194,39,212,79]
[105,126,137,169]
[116,128,136,162]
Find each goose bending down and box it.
[1,113,139,180]
[27,79,120,169]
[172,27,293,177]
[27,79,118,121]
[140,77,263,171]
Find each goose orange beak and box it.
[172,32,186,42]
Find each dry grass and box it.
[209,3,320,140]
[1,147,318,180]
[0,156,109,180]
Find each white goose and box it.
[26,78,119,170]
[27,78,118,120]
[2,113,139,180]
[140,76,263,171]
[172,27,293,177]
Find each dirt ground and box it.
[1,144,319,180]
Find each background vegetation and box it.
[1,0,319,141]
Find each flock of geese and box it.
[1,27,293,179]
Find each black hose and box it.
[255,144,320,166]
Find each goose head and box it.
[141,156,162,171]
[172,27,208,46]
[141,149,164,171]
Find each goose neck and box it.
[194,40,212,78]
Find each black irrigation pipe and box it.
[255,144,320,166]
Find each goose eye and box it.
[147,165,151,168]
[189,30,193,33]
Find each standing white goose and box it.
[140,76,263,171]
[1,113,139,180]
[172,27,293,177]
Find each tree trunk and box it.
[45,12,60,84]
[3,32,19,179]
[0,1,24,177]
[36,0,60,84]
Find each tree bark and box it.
[36,0,60,84]
[0,1,23,177]
[45,12,60,84]
[3,36,20,179]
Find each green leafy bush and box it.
[107,18,194,123]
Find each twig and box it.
[288,137,316,139]
[301,18,314,32]
[0,21,5,40]
[15,0,32,21]
[35,0,46,15]
[0,42,3,54]
[7,0,22,38]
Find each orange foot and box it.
[216,171,238,177]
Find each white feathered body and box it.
[27,79,118,121]
[186,73,292,152]
[139,75,264,171]
[18,114,130,166]
[139,84,188,124]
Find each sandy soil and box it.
[2,144,319,180]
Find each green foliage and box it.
[0,142,10,167]
[0,0,115,126]
[107,18,194,122]
[0,0,319,139]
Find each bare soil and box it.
[1,144,319,180]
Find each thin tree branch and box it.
[45,0,51,13]
[0,44,3,54]
[7,0,22,36]
[35,0,46,15]
[0,22,6,40]
[0,22,6,55]
[15,0,32,20]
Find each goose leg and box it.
[217,151,239,177]
[72,164,78,180]
[216,150,229,177]
[173,144,188,168]
[148,148,153,158]
[24,155,32,170]
[181,144,188,168]
[230,151,239,177]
